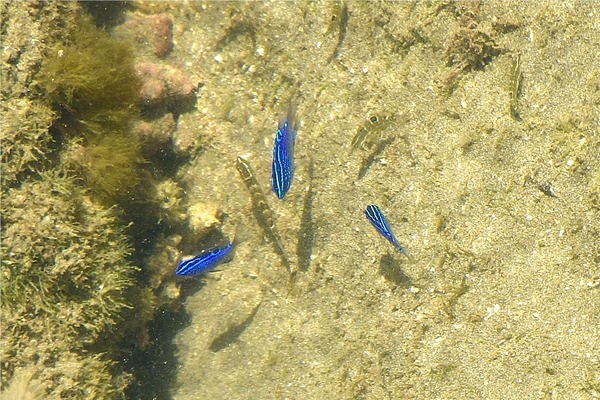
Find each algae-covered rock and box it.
[1,172,138,398]
[1,3,148,397]
[0,2,79,190]
[0,98,56,190]
[1,3,182,398]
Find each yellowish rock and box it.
[187,202,223,239]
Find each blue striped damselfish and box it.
[365,204,414,263]
[175,241,235,276]
[271,105,298,199]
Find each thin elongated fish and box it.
[271,105,298,199]
[175,232,239,276]
[236,156,294,275]
[365,204,414,263]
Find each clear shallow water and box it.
[2,2,598,399]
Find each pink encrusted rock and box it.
[171,113,198,155]
[135,61,197,107]
[123,13,174,58]
[133,113,176,155]
[136,61,167,104]
[162,64,196,98]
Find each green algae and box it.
[36,17,141,134]
[36,16,144,204]
[0,1,80,191]
[65,132,143,203]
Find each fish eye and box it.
[369,115,379,124]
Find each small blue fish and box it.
[175,231,241,276]
[271,105,298,199]
[365,204,414,263]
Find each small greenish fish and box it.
[326,0,349,63]
[357,136,396,179]
[510,53,523,120]
[350,114,396,154]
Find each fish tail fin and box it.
[218,224,248,265]
[280,99,299,133]
[400,247,416,264]
[232,223,250,248]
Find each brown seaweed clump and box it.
[64,133,143,202]
[36,17,144,205]
[443,3,502,88]
[36,17,141,135]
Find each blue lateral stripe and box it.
[366,204,395,243]
[365,204,411,257]
[177,251,216,275]
[273,129,285,195]
[274,128,287,196]
[365,204,413,262]
[175,243,234,276]
[271,116,296,199]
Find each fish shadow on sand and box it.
[379,254,412,288]
[209,299,263,353]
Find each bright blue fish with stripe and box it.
[365,204,415,263]
[271,105,298,199]
[175,231,240,276]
